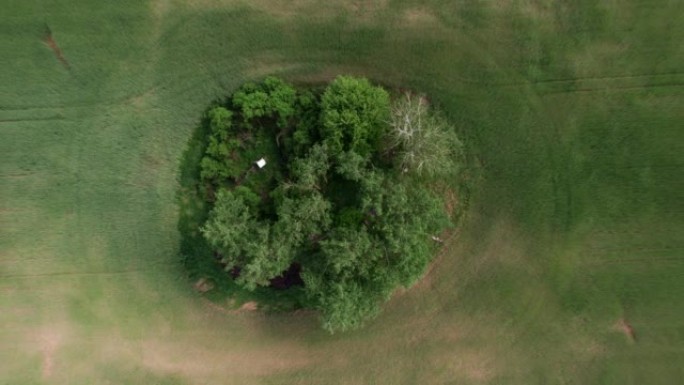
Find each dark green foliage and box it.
[232,76,297,128]
[273,193,332,258]
[288,143,330,191]
[301,265,383,333]
[303,173,451,332]
[202,188,258,263]
[200,107,242,181]
[320,76,390,158]
[196,76,457,332]
[335,150,366,181]
[285,90,321,158]
[202,188,298,290]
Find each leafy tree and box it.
[202,189,298,290]
[237,227,294,290]
[196,76,457,333]
[262,76,297,127]
[274,192,332,245]
[301,173,450,332]
[207,106,233,138]
[232,86,269,123]
[201,188,260,266]
[300,226,384,332]
[370,182,450,287]
[320,76,390,158]
[232,76,297,127]
[233,185,260,212]
[303,272,383,333]
[335,150,366,181]
[200,107,241,182]
[288,143,330,191]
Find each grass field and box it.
[2,0,683,384]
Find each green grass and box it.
[1,0,683,384]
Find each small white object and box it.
[256,158,267,169]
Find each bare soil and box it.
[239,301,258,311]
[33,326,67,379]
[616,318,637,341]
[43,33,70,69]
[194,277,215,293]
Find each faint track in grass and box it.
[448,71,684,95]
[580,244,684,266]
[0,84,164,112]
[0,116,66,123]
[501,71,684,85]
[533,72,684,94]
[429,71,684,87]
[584,256,684,266]
[0,266,177,280]
[541,82,684,94]
[0,172,41,178]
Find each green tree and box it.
[202,188,299,290]
[275,192,332,245]
[237,227,294,290]
[370,182,450,287]
[201,188,259,267]
[232,76,297,127]
[303,273,383,333]
[299,173,450,333]
[207,106,233,138]
[320,76,390,157]
[301,226,384,332]
[200,107,242,182]
[196,76,456,333]
[335,150,366,181]
[288,144,330,191]
[287,90,320,157]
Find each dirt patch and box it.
[141,337,311,381]
[243,58,303,80]
[615,318,637,342]
[43,27,70,69]
[286,65,375,88]
[200,298,258,315]
[444,187,459,218]
[182,0,388,21]
[194,277,215,293]
[29,325,69,380]
[452,352,495,382]
[239,301,258,311]
[40,332,60,378]
[402,7,440,27]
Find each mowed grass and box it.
[1,0,683,384]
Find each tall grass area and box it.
[1,0,682,384]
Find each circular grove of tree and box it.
[193,75,462,332]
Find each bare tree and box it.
[388,92,462,177]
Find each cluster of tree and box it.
[197,76,460,332]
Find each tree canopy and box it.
[195,75,460,332]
